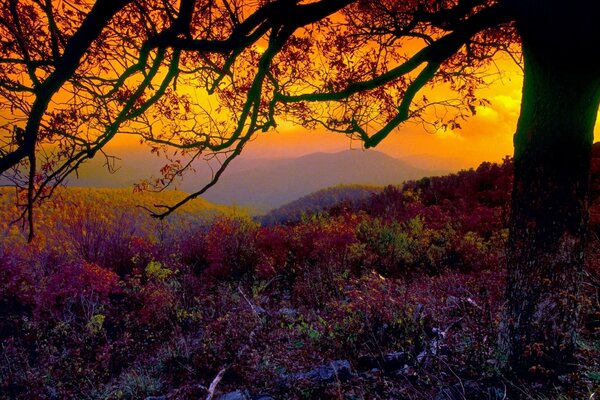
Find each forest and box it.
[1,152,599,399]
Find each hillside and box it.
[259,184,383,225]
[200,149,439,209]
[63,149,452,211]
[1,155,599,400]
[0,187,233,250]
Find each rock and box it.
[290,369,319,382]
[382,351,410,371]
[253,396,275,400]
[332,360,353,381]
[417,350,427,364]
[431,327,446,339]
[317,360,352,382]
[144,397,166,400]
[282,359,353,385]
[418,327,447,365]
[358,351,410,372]
[219,390,250,400]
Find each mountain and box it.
[5,149,441,212]
[196,150,438,210]
[260,184,383,225]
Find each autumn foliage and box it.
[1,157,599,399]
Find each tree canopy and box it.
[0,0,519,228]
[1,0,600,382]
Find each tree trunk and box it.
[499,1,600,379]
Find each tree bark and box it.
[499,0,600,378]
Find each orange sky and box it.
[103,51,600,171]
[104,64,517,170]
[16,51,600,179]
[3,2,600,190]
[237,57,523,167]
[235,57,599,169]
[7,32,600,178]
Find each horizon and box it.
[70,146,450,211]
[64,52,599,194]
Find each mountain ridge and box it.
[199,149,444,210]
[25,149,454,211]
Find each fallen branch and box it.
[238,286,262,320]
[205,366,228,400]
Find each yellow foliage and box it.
[86,314,106,335]
[145,260,173,282]
[0,187,241,253]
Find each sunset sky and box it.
[3,0,600,217]
[100,53,598,173]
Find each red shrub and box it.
[255,225,293,279]
[34,261,119,323]
[204,217,260,280]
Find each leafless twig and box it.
[205,366,228,400]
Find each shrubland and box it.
[1,158,599,399]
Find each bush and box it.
[204,216,260,280]
[34,261,119,324]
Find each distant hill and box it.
[5,149,448,211]
[260,184,383,225]
[0,186,229,215]
[0,187,234,243]
[199,149,439,210]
